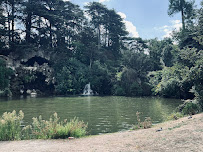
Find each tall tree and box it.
[0,2,6,49]
[85,2,107,50]
[168,0,195,30]
[85,2,127,60]
[2,0,22,43]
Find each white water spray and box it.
[82,83,94,95]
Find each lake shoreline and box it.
[0,96,182,135]
[0,113,202,152]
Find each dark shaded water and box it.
[0,96,182,135]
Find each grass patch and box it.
[0,110,87,141]
[168,125,181,130]
[167,112,184,120]
[168,121,187,131]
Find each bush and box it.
[141,117,152,129]
[0,88,12,97]
[133,111,152,129]
[190,86,203,110]
[0,59,14,93]
[31,114,87,139]
[176,100,200,115]
[182,102,199,115]
[0,110,24,141]
[112,85,125,96]
[167,112,184,120]
[0,111,87,141]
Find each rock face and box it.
[1,50,55,96]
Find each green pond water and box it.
[0,96,182,135]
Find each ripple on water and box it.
[0,96,182,135]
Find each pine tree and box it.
[168,0,195,30]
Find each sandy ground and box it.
[0,113,203,152]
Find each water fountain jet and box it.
[82,83,94,96]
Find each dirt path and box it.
[0,113,203,152]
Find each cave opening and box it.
[21,56,50,66]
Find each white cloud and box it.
[124,20,139,38]
[83,2,89,6]
[117,12,126,19]
[99,0,110,3]
[117,12,139,38]
[159,20,182,38]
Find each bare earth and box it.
[0,113,203,152]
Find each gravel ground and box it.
[0,113,203,152]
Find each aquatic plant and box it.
[0,110,87,141]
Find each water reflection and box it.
[0,96,182,135]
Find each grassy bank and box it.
[0,113,202,152]
[0,111,87,141]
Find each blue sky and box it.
[69,0,202,39]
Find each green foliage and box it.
[176,99,200,115]
[54,58,89,95]
[178,47,201,68]
[148,39,163,71]
[31,113,87,139]
[55,67,74,95]
[167,112,184,120]
[0,111,87,141]
[182,101,199,115]
[112,43,152,96]
[85,2,127,57]
[0,0,201,102]
[0,59,13,95]
[0,110,24,141]
[190,86,203,110]
[112,85,125,96]
[168,0,196,30]
[148,47,203,101]
[149,65,190,98]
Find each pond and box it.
[0,96,182,135]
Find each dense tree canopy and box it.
[0,0,202,110]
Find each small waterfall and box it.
[82,83,94,96]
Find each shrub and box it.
[57,118,87,138]
[0,110,24,141]
[31,113,87,139]
[0,59,14,96]
[133,111,152,129]
[112,85,125,96]
[182,102,199,115]
[0,88,12,97]
[190,86,203,110]
[176,100,200,115]
[0,111,87,141]
[167,112,184,120]
[141,117,152,129]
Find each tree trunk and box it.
[25,12,31,43]
[7,12,11,43]
[181,8,185,30]
[11,1,14,42]
[97,25,101,50]
[105,28,108,47]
